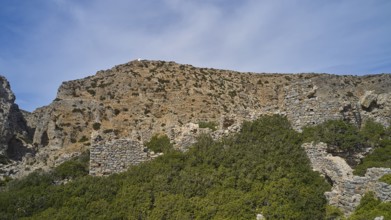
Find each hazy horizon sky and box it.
[1,0,391,111]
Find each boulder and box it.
[360,91,377,109]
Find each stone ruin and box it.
[303,142,391,216]
[89,116,244,176]
[282,81,391,131]
[89,132,162,176]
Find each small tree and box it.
[302,120,363,152]
[360,119,385,148]
[145,134,173,153]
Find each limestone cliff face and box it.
[0,76,31,160]
[24,60,390,166]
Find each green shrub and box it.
[0,176,13,188]
[53,160,87,180]
[92,122,101,131]
[103,129,113,134]
[379,174,391,185]
[145,134,173,153]
[325,205,345,220]
[53,152,89,180]
[303,119,388,152]
[346,91,354,97]
[87,89,96,96]
[381,122,391,146]
[228,90,237,98]
[360,119,385,148]
[72,108,84,114]
[349,192,391,219]
[302,120,362,152]
[78,136,88,143]
[6,169,54,191]
[353,145,391,176]
[198,121,218,131]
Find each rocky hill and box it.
[1,60,390,178]
[1,60,391,217]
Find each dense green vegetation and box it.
[302,120,363,152]
[301,119,391,219]
[1,116,390,219]
[52,151,90,179]
[303,119,390,152]
[325,205,346,220]
[302,119,391,175]
[349,192,391,220]
[354,144,391,176]
[0,116,331,219]
[354,120,391,176]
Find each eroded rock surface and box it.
[303,142,391,216]
[0,76,31,158]
[0,76,35,179]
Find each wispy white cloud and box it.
[0,0,390,111]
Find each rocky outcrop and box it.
[0,76,31,161]
[168,122,201,150]
[0,76,35,180]
[360,90,378,109]
[303,142,391,216]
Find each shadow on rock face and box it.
[6,136,34,161]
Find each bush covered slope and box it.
[1,115,390,219]
[0,115,331,220]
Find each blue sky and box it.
[1,0,391,111]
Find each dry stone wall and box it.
[303,142,391,216]
[90,138,152,176]
[282,77,391,131]
[89,131,163,176]
[283,80,344,130]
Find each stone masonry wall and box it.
[303,142,391,216]
[282,78,391,131]
[283,81,342,130]
[90,138,153,176]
